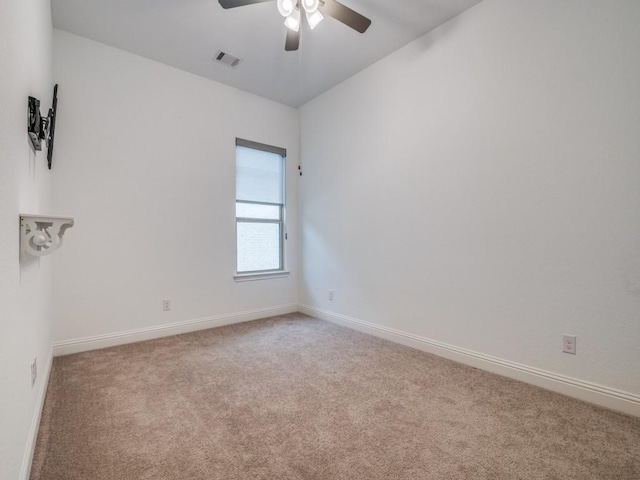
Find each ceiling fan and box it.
[218,0,371,51]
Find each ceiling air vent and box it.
[214,50,241,68]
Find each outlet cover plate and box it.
[563,334,577,355]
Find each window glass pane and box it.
[236,202,281,220]
[236,146,283,204]
[237,222,281,272]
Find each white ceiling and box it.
[51,0,483,107]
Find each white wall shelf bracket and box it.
[20,214,74,259]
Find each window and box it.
[235,138,287,277]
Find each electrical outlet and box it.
[563,335,576,355]
[328,290,334,301]
[163,299,171,311]
[30,358,37,387]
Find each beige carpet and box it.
[31,313,640,479]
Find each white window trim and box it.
[234,271,290,282]
[234,138,288,278]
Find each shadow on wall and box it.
[409,13,465,56]
[363,1,469,56]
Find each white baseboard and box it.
[20,346,53,480]
[53,304,298,356]
[298,304,640,418]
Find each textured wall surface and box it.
[299,0,640,396]
[52,31,299,343]
[0,1,54,479]
[4,6,640,479]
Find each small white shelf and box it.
[20,214,74,258]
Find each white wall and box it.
[52,30,299,347]
[299,0,640,405]
[0,1,54,479]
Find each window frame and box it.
[234,138,289,281]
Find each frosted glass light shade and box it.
[277,0,295,17]
[305,9,324,29]
[284,8,301,32]
[302,0,319,13]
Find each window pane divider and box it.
[236,200,283,207]
[236,218,282,224]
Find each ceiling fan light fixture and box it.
[305,9,324,29]
[277,0,295,18]
[301,0,319,13]
[284,7,301,32]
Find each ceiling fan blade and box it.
[218,0,273,9]
[319,0,371,33]
[285,28,300,51]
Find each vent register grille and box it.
[214,50,241,68]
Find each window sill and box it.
[234,271,290,282]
